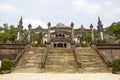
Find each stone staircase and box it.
[45,48,77,73]
[13,47,46,73]
[75,48,110,73]
[13,47,110,73]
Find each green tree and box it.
[38,32,43,46]
[1,59,12,70]
[112,58,120,70]
[81,32,91,43]
[8,25,17,43]
[0,24,17,43]
[105,22,120,39]
[31,32,38,41]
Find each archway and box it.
[64,43,67,48]
[54,43,56,48]
[57,43,63,47]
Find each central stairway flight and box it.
[45,48,78,73]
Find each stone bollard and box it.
[78,68,82,73]
[41,68,45,73]
[0,60,1,73]
[77,63,82,73]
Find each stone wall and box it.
[0,49,22,61]
[98,49,120,64]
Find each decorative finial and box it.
[28,24,32,29]
[70,22,74,27]
[98,16,102,24]
[90,24,93,29]
[19,16,23,24]
[48,22,51,27]
[80,24,84,29]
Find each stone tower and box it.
[90,24,94,43]
[16,17,23,43]
[97,17,105,43]
[27,24,32,43]
[71,22,74,41]
[47,22,51,42]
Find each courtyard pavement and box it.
[0,73,120,80]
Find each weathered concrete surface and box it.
[98,49,120,63]
[45,48,77,73]
[0,73,120,80]
[0,49,20,60]
[76,48,110,73]
[13,47,46,73]
[13,47,111,73]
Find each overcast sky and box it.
[0,0,120,29]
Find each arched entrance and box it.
[57,43,63,47]
[64,43,66,48]
[53,43,67,48]
[54,43,56,48]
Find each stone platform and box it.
[0,73,120,80]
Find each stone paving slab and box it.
[0,73,120,80]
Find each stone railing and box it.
[0,43,30,69]
[0,44,26,49]
[72,47,82,73]
[95,43,120,49]
[91,43,113,68]
[12,47,27,67]
[41,48,49,72]
[95,48,109,67]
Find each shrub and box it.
[31,41,38,47]
[82,42,89,47]
[112,58,120,70]
[1,59,12,70]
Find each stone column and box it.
[16,17,23,43]
[97,17,105,43]
[90,24,94,43]
[47,22,51,42]
[71,22,74,40]
[27,24,32,43]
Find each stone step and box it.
[81,63,106,67]
[14,68,41,73]
[14,48,46,73]
[46,64,76,68]
[83,67,109,73]
[45,68,77,73]
[76,48,109,73]
[49,54,73,56]
[45,48,77,73]
[77,53,98,56]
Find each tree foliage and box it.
[38,32,43,46]
[81,32,91,43]
[112,58,120,70]
[105,22,120,39]
[0,23,17,43]
[1,59,12,70]
[30,32,43,46]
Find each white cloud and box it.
[23,18,47,29]
[0,3,17,13]
[105,1,113,7]
[110,7,120,15]
[72,0,102,14]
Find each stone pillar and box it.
[27,24,32,43]
[71,22,74,40]
[47,22,51,42]
[97,17,105,43]
[16,17,23,43]
[90,24,94,43]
